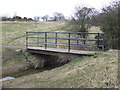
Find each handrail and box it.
[27,31,104,34]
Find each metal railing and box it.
[26,32,104,52]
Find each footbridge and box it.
[26,32,104,55]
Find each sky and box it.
[0,0,114,18]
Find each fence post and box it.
[26,32,28,49]
[68,33,70,52]
[45,32,47,49]
[97,33,100,51]
[55,33,57,48]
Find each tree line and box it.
[1,12,66,22]
[41,12,65,21]
[1,16,34,21]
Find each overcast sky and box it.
[0,0,114,18]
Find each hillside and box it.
[2,21,66,46]
[2,21,118,88]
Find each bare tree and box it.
[53,12,65,21]
[68,6,96,44]
[34,16,40,22]
[34,16,40,27]
[74,6,95,31]
[41,15,49,21]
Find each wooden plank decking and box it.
[27,47,96,55]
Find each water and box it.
[1,69,46,82]
[12,69,45,78]
[3,68,47,78]
[0,77,15,82]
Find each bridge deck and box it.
[27,47,96,55]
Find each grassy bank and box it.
[2,47,45,77]
[3,53,118,88]
[2,21,68,77]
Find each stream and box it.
[1,68,51,82]
[1,64,67,82]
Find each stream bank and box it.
[2,47,93,79]
[2,48,74,78]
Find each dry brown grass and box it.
[2,21,66,46]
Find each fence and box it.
[26,32,104,52]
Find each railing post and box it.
[26,32,28,49]
[102,33,105,51]
[55,33,57,48]
[68,33,70,52]
[77,33,79,47]
[45,32,47,49]
[97,33,100,51]
[37,33,39,46]
[77,40,79,46]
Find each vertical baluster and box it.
[68,33,70,52]
[102,33,105,51]
[55,33,57,48]
[45,32,47,49]
[77,33,79,47]
[97,33,100,51]
[26,32,28,49]
[37,33,39,46]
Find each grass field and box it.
[2,21,118,88]
[2,21,66,46]
[2,21,101,47]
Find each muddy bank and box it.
[2,48,74,78]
